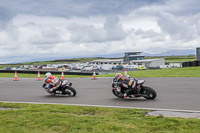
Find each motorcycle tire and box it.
[65,86,76,97]
[112,89,123,98]
[141,86,156,100]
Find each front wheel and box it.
[112,89,123,98]
[65,86,76,97]
[141,86,156,100]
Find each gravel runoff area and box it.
[147,111,200,119]
[0,108,18,110]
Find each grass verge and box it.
[0,102,200,133]
[100,67,200,77]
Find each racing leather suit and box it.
[45,75,62,93]
[116,76,137,98]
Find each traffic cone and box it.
[37,71,41,80]
[61,71,64,80]
[125,68,127,76]
[92,69,96,80]
[14,71,18,81]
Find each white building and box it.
[168,62,182,68]
[130,58,165,68]
[89,58,165,68]
[89,52,166,68]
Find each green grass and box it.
[100,67,200,77]
[145,55,196,63]
[0,102,199,133]
[1,67,200,78]
[165,59,196,62]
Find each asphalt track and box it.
[0,77,200,112]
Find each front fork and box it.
[113,86,121,92]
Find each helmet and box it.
[45,72,51,78]
[115,73,122,81]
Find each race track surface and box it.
[0,77,200,111]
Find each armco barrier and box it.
[0,70,98,76]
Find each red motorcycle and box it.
[43,80,76,96]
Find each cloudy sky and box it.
[0,0,200,64]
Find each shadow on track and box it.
[111,97,155,102]
[43,95,76,98]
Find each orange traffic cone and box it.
[125,68,127,76]
[14,71,18,81]
[61,71,64,80]
[37,71,41,80]
[92,69,96,80]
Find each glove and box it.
[112,83,115,88]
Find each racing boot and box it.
[123,93,130,99]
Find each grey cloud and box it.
[165,0,200,16]
[135,0,200,17]
[0,0,165,18]
[67,16,129,43]
[135,29,158,38]
[67,24,106,43]
[104,16,129,40]
[157,13,195,40]
[20,23,64,45]
[0,6,14,30]
[189,14,200,36]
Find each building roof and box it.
[124,55,144,57]
[125,52,142,54]
[90,59,123,63]
[130,58,165,63]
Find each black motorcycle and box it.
[43,80,76,96]
[111,78,156,99]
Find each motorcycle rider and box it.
[113,73,137,99]
[44,72,62,93]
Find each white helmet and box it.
[45,72,51,78]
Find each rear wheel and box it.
[65,86,76,97]
[141,86,156,100]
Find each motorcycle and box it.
[42,80,76,96]
[111,78,156,99]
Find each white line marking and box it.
[1,101,200,113]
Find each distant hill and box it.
[143,49,196,57]
[96,49,196,58]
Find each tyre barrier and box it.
[182,61,200,67]
[0,70,98,76]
